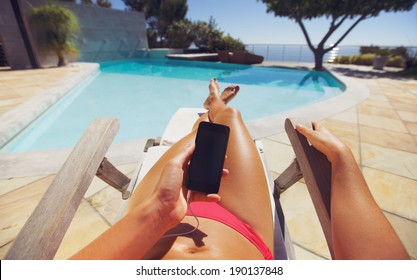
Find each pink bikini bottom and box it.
[186,202,274,260]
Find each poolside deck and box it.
[0,62,416,259]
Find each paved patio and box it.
[0,62,416,259]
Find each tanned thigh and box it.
[213,108,274,251]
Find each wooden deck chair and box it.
[274,118,333,259]
[5,116,333,260]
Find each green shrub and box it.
[217,35,245,51]
[191,18,245,52]
[386,55,405,68]
[353,54,376,66]
[334,55,351,64]
[192,19,223,52]
[350,55,359,65]
[334,48,411,69]
[360,45,403,57]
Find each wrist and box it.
[329,144,354,165]
[131,197,173,237]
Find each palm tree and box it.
[31,2,79,67]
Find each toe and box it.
[209,78,220,94]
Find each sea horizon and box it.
[245,44,417,63]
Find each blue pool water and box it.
[2,58,344,153]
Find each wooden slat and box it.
[96,157,131,199]
[5,118,120,259]
[274,159,303,196]
[284,118,334,258]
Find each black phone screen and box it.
[186,121,230,194]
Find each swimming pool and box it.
[2,58,345,153]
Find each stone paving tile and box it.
[0,176,44,196]
[0,88,22,99]
[397,110,417,122]
[359,125,417,153]
[54,200,110,259]
[358,113,408,133]
[87,186,126,225]
[262,138,294,174]
[0,89,26,114]
[384,88,416,99]
[363,167,417,221]
[84,176,112,199]
[293,244,327,260]
[0,65,83,116]
[361,143,417,180]
[389,97,417,112]
[327,106,358,124]
[266,132,291,146]
[405,122,417,135]
[357,102,399,119]
[11,86,46,99]
[0,164,134,259]
[385,212,417,259]
[0,96,25,107]
[358,95,394,110]
[0,176,54,248]
[280,182,331,260]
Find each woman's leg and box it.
[206,84,274,251]
[127,79,273,251]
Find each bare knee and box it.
[215,107,242,122]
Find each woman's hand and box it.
[295,121,349,163]
[151,144,222,230]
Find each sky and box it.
[108,0,417,47]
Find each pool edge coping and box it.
[0,63,100,148]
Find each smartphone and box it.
[186,121,230,194]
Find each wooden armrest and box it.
[97,157,131,199]
[5,118,120,259]
[284,118,334,258]
[274,159,303,197]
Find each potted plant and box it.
[373,48,391,70]
[30,2,79,67]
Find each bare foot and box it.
[204,78,240,110]
[220,85,240,104]
[204,78,222,110]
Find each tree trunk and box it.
[313,49,325,71]
[57,50,66,67]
